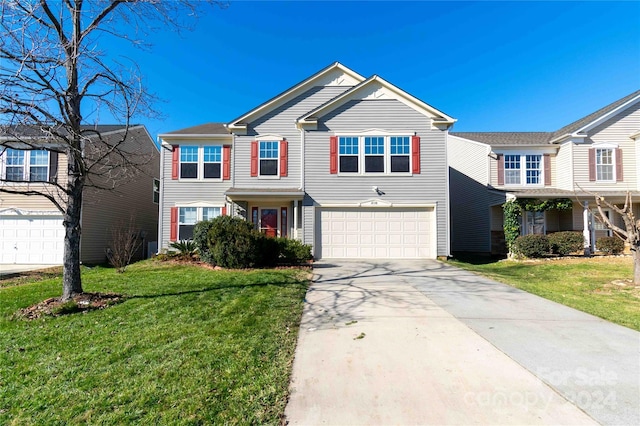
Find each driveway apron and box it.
[284,260,622,425]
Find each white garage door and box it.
[318,207,434,259]
[0,216,64,264]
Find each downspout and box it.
[444,126,451,258]
[157,136,164,253]
[299,126,305,242]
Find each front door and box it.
[261,208,278,237]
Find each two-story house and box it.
[0,125,160,264]
[449,90,640,254]
[158,63,456,259]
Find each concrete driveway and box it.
[0,264,59,278]
[285,260,640,425]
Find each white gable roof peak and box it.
[226,62,365,133]
[296,74,456,129]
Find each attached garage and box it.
[0,215,65,264]
[316,207,435,259]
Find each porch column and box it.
[293,199,299,239]
[583,201,591,256]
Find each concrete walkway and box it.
[285,260,639,425]
[0,264,59,278]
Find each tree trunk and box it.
[62,153,84,301]
[634,247,640,286]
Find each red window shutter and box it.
[616,148,623,181]
[329,136,338,174]
[223,145,231,180]
[588,148,596,181]
[171,145,179,180]
[222,206,227,216]
[250,141,258,177]
[411,136,421,174]
[169,207,178,241]
[280,140,288,177]
[543,154,551,186]
[497,154,504,185]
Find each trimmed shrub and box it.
[276,237,313,264]
[193,219,216,264]
[513,234,550,258]
[597,236,625,255]
[207,216,262,268]
[548,231,584,256]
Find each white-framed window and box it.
[338,135,412,175]
[504,154,521,185]
[153,178,160,204]
[259,141,279,176]
[596,148,614,182]
[179,145,222,180]
[3,148,49,182]
[178,206,222,240]
[503,153,543,186]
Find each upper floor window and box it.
[502,153,543,186]
[178,145,223,180]
[259,141,278,176]
[3,148,49,182]
[339,137,359,173]
[596,148,614,182]
[337,135,413,175]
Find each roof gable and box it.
[550,90,640,142]
[227,62,365,133]
[297,75,456,129]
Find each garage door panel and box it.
[1,216,64,264]
[318,207,433,259]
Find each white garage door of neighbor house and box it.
[318,207,434,259]
[0,216,65,264]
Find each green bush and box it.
[207,216,261,268]
[276,237,313,264]
[597,236,625,255]
[548,231,584,256]
[513,234,550,258]
[193,219,216,264]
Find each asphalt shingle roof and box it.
[164,123,229,135]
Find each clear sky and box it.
[102,0,640,137]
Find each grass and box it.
[0,260,309,425]
[448,255,640,331]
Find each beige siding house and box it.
[0,125,159,264]
[450,90,640,254]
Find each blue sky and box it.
[105,1,640,137]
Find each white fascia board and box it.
[494,146,558,155]
[158,134,233,143]
[227,62,365,129]
[630,130,640,140]
[577,94,640,135]
[319,202,437,208]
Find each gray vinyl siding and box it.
[572,100,640,191]
[233,86,351,189]
[304,99,450,256]
[448,136,495,253]
[159,139,228,250]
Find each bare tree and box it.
[106,214,143,273]
[0,0,220,300]
[592,192,640,283]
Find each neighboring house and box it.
[449,90,640,254]
[0,125,160,264]
[158,62,456,259]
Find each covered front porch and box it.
[491,189,640,255]
[224,188,305,240]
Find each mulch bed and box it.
[14,292,125,320]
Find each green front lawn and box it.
[448,256,640,331]
[0,261,309,424]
